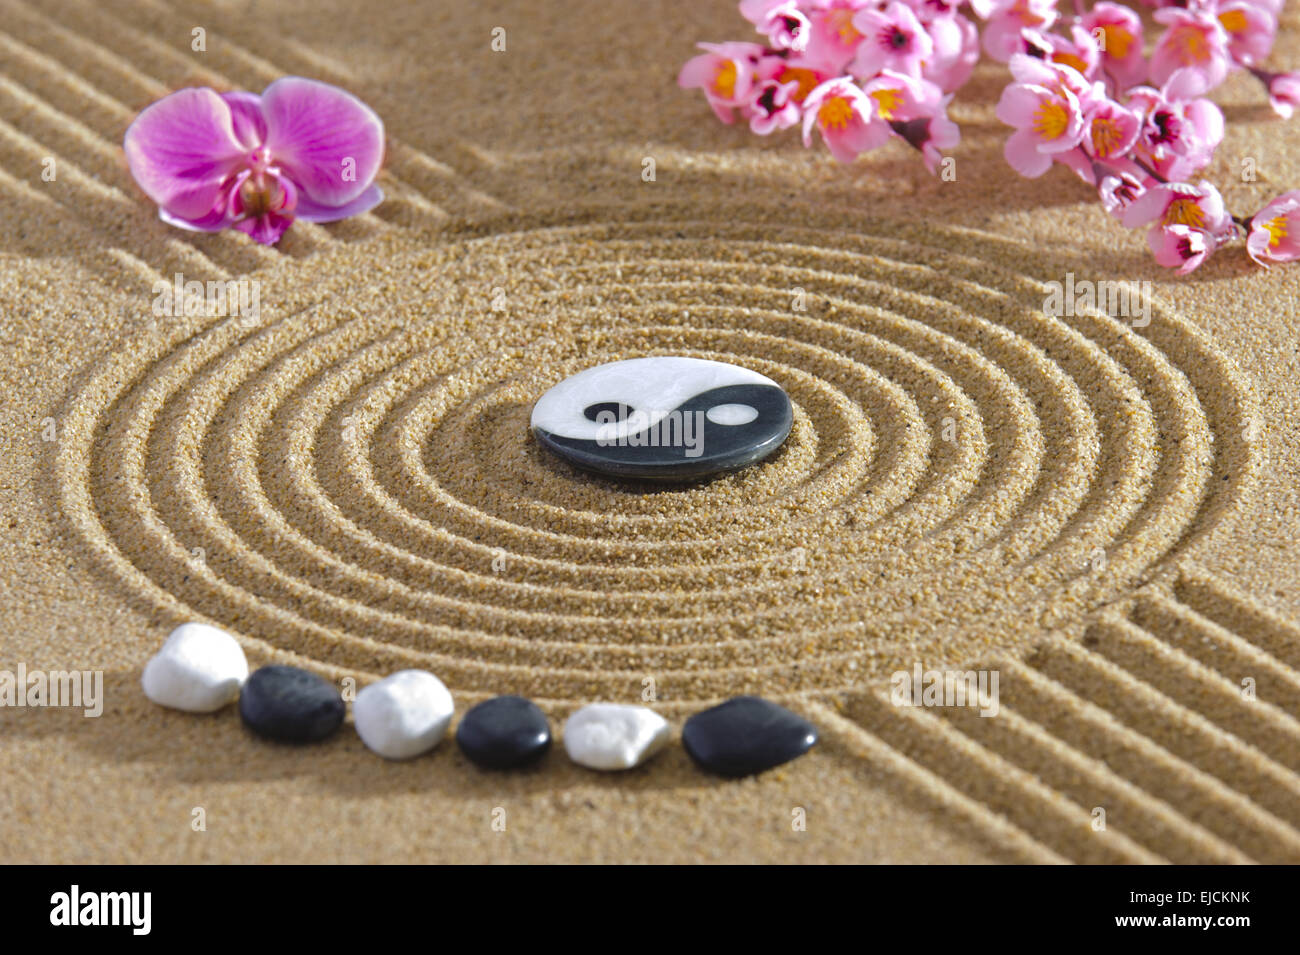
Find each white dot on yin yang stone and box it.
[705,403,759,426]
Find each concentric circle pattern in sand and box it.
[55,218,1255,709]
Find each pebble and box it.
[238,665,346,743]
[140,622,248,713]
[682,696,818,777]
[456,695,552,769]
[531,356,793,481]
[563,702,671,770]
[353,669,455,759]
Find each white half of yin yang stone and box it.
[531,357,779,442]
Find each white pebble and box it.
[563,703,671,770]
[353,670,454,759]
[141,622,248,713]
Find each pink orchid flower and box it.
[1247,190,1300,265]
[124,77,384,245]
[850,1,934,78]
[1215,1,1276,67]
[1081,2,1146,90]
[678,42,767,123]
[1150,7,1231,90]
[996,56,1087,177]
[802,77,876,162]
[972,0,1059,63]
[740,0,812,52]
[1149,223,1215,274]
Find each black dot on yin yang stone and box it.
[584,401,635,423]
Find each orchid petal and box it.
[260,76,384,207]
[294,184,384,222]
[221,91,267,150]
[124,87,247,221]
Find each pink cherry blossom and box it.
[1149,223,1215,274]
[1252,68,1300,119]
[802,77,876,162]
[1080,96,1141,162]
[850,1,934,78]
[1008,50,1098,107]
[678,42,767,123]
[1081,2,1146,90]
[747,76,804,133]
[1024,25,1102,81]
[1098,168,1148,219]
[860,69,961,171]
[1247,191,1300,265]
[123,77,384,245]
[1122,180,1234,242]
[973,0,1059,63]
[740,0,812,52]
[1128,69,1224,180]
[804,0,874,72]
[678,0,1300,277]
[1214,1,1277,67]
[996,57,1087,177]
[922,8,981,91]
[1150,7,1232,90]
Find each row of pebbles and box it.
[141,623,818,775]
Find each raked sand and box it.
[0,0,1298,863]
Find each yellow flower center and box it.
[818,96,855,131]
[1101,24,1134,60]
[1052,50,1089,74]
[1163,197,1207,229]
[1263,214,1288,248]
[1218,9,1248,35]
[828,8,862,45]
[870,87,904,121]
[1033,100,1069,140]
[1013,0,1046,27]
[1173,25,1210,64]
[1090,116,1124,158]
[713,60,738,98]
[778,67,819,104]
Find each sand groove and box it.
[14,0,504,229]
[0,0,441,278]
[826,585,1300,862]
[49,217,1257,714]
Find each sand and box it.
[0,0,1298,863]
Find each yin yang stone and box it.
[530,357,793,481]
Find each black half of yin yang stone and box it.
[534,383,793,481]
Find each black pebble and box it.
[682,696,818,777]
[238,665,345,743]
[455,695,552,769]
